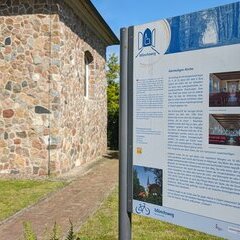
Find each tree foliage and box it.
[106,53,120,85]
[133,169,141,199]
[107,54,120,149]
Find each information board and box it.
[129,2,240,239]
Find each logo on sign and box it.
[135,20,172,61]
[135,203,150,215]
[136,28,160,58]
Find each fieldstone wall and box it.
[49,1,107,174]
[0,0,107,176]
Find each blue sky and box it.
[134,166,157,189]
[91,0,237,57]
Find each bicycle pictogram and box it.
[135,203,150,215]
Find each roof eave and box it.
[64,0,119,46]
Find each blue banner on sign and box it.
[166,2,240,54]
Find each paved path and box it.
[0,156,118,240]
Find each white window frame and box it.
[85,58,89,98]
[84,51,93,98]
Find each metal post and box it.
[119,27,132,240]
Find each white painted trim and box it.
[85,61,89,98]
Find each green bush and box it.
[48,222,61,240]
[23,222,37,240]
[23,221,80,240]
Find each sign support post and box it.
[119,27,132,240]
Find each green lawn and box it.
[78,188,223,240]
[0,179,65,222]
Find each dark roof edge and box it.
[64,0,119,46]
[87,0,119,45]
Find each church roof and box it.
[65,0,119,46]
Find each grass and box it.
[0,179,66,222]
[78,188,223,240]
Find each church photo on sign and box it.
[133,165,163,206]
[209,71,240,107]
[209,114,240,146]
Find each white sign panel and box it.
[131,2,240,239]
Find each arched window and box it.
[84,51,93,98]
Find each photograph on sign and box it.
[133,165,163,206]
[209,114,240,146]
[129,2,240,240]
[209,71,240,107]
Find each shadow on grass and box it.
[104,151,119,160]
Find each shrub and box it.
[23,221,80,240]
[23,222,37,240]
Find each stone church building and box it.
[0,0,118,176]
